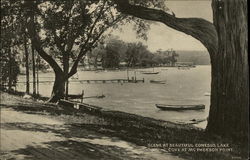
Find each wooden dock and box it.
[16,78,144,84]
[76,78,144,84]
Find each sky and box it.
[110,0,213,52]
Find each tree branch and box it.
[67,14,126,78]
[51,29,65,53]
[114,0,218,55]
[67,2,107,78]
[25,0,63,74]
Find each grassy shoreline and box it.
[0,90,247,160]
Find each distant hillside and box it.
[176,50,211,65]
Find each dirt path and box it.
[0,92,184,160]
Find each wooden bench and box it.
[67,90,84,103]
[58,99,103,115]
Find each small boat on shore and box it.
[150,80,166,84]
[156,104,205,111]
[204,92,211,96]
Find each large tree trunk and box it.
[25,0,67,102]
[206,0,248,142]
[63,54,70,100]
[48,73,66,103]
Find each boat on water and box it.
[155,104,205,111]
[142,72,159,74]
[83,94,105,99]
[141,67,159,74]
[177,66,190,70]
[150,80,166,84]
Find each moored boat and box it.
[142,72,159,74]
[150,80,166,84]
[155,104,205,111]
[177,66,190,70]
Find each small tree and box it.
[170,51,178,66]
[0,51,20,90]
[101,37,126,68]
[87,45,106,69]
[125,42,151,67]
[23,0,127,102]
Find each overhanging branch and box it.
[114,0,218,55]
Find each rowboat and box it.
[83,94,105,99]
[155,104,205,111]
[150,80,166,84]
[178,66,190,70]
[142,72,159,74]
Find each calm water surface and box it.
[17,66,211,128]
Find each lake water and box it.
[17,65,211,128]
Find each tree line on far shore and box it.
[85,36,178,69]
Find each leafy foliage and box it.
[155,49,179,66]
[23,0,131,77]
[1,0,169,99]
[102,37,126,68]
[129,0,169,11]
[0,53,20,87]
[1,0,22,87]
[87,37,178,68]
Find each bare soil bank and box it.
[0,91,247,160]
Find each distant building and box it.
[119,62,127,67]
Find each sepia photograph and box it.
[0,0,249,159]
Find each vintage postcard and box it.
[1,0,248,159]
